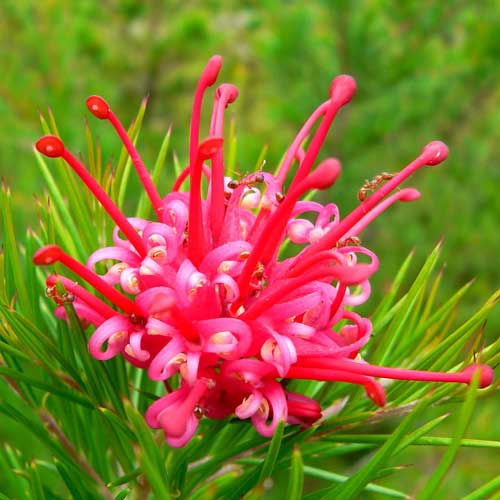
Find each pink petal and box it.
[88,315,130,360]
[148,337,185,380]
[135,287,176,317]
[235,389,263,419]
[145,386,189,428]
[197,318,253,359]
[112,218,149,248]
[200,241,252,275]
[166,415,199,448]
[87,246,141,271]
[251,380,287,437]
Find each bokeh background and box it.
[1,0,498,497]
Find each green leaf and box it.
[253,144,268,172]
[225,467,261,500]
[371,249,414,327]
[187,468,241,500]
[35,152,84,258]
[303,466,409,499]
[115,97,148,209]
[462,475,500,500]
[371,242,442,366]
[43,110,99,247]
[114,488,131,500]
[0,365,94,408]
[1,185,32,314]
[258,419,284,482]
[107,468,141,488]
[0,305,83,388]
[54,458,100,500]
[417,371,481,499]
[123,399,171,499]
[287,445,304,500]
[226,118,237,175]
[27,460,47,500]
[0,446,27,499]
[323,396,433,499]
[136,126,172,219]
[189,433,267,486]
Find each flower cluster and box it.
[34,56,493,447]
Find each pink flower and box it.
[34,55,493,447]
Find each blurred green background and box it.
[1,0,498,497]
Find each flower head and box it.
[34,55,493,447]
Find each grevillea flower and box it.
[34,55,493,447]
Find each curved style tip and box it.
[35,135,65,158]
[365,382,386,407]
[463,364,494,389]
[216,83,239,104]
[422,141,449,166]
[399,188,421,202]
[329,75,357,106]
[86,95,111,120]
[203,55,223,87]
[198,136,224,160]
[307,158,342,190]
[33,245,62,265]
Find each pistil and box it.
[276,100,330,184]
[242,264,353,320]
[295,357,494,388]
[188,55,222,169]
[187,137,224,265]
[343,188,421,238]
[35,135,146,257]
[238,158,341,299]
[33,245,139,315]
[86,95,164,219]
[287,75,356,190]
[46,275,117,319]
[296,141,449,262]
[209,84,238,243]
[287,366,386,406]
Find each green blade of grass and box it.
[27,459,46,500]
[1,185,32,314]
[287,445,304,500]
[136,126,171,219]
[372,242,442,366]
[462,474,500,500]
[123,399,172,499]
[115,97,148,209]
[371,249,414,328]
[258,419,284,482]
[322,395,432,499]
[35,152,84,257]
[0,365,93,408]
[417,372,481,499]
[303,466,409,499]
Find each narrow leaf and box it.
[417,372,481,499]
[123,400,171,499]
[462,475,500,500]
[303,466,409,498]
[258,419,285,482]
[324,396,432,499]
[287,445,304,500]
